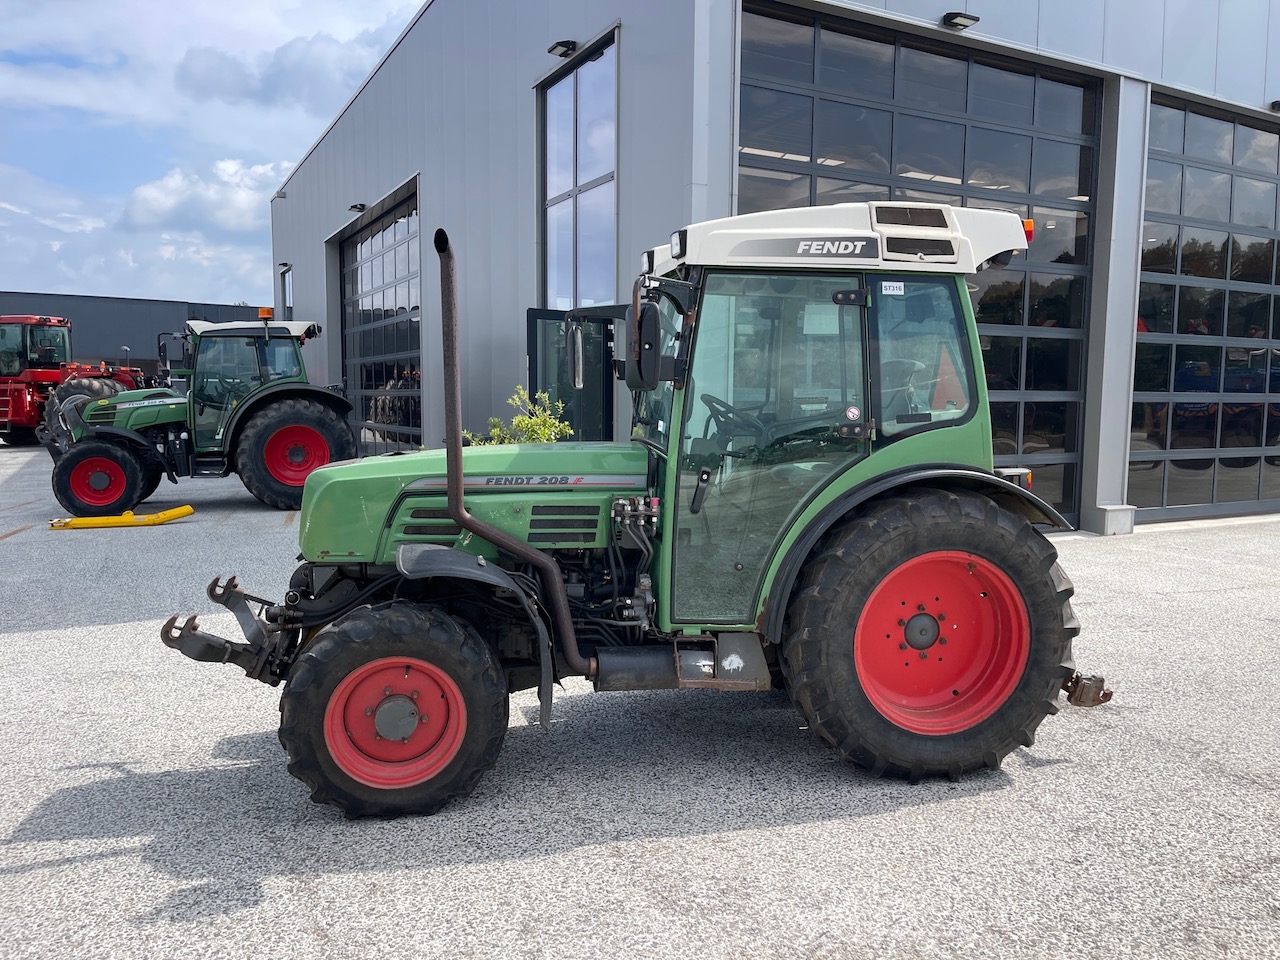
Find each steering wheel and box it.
[701,393,765,441]
[880,358,926,418]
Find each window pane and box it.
[1033,140,1091,200]
[546,75,574,198]
[1149,103,1184,153]
[1174,343,1222,390]
[1166,459,1214,504]
[818,26,892,98]
[1231,236,1275,285]
[1226,290,1271,338]
[1141,221,1178,273]
[1025,462,1074,514]
[739,167,811,213]
[1036,77,1091,134]
[895,115,964,184]
[1178,285,1224,335]
[1179,227,1228,279]
[1025,337,1081,390]
[1029,274,1085,328]
[577,46,615,185]
[970,269,1024,326]
[970,62,1034,125]
[1182,166,1231,222]
[1220,403,1264,443]
[1172,405,1220,448]
[546,199,573,310]
[1134,400,1168,450]
[742,11,814,83]
[1223,348,1266,393]
[1235,124,1280,174]
[816,100,890,173]
[1023,401,1077,453]
[897,45,967,112]
[981,335,1022,390]
[1232,176,1277,229]
[966,128,1031,192]
[1216,455,1260,502]
[894,186,963,205]
[1128,458,1165,507]
[991,400,1018,454]
[816,178,890,205]
[577,183,615,308]
[1145,159,1182,215]
[1185,112,1233,163]
[740,85,812,161]
[1134,343,1171,391]
[1028,208,1088,265]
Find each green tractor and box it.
[163,203,1109,818]
[42,311,357,516]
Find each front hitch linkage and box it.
[1062,672,1112,707]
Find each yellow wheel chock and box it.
[49,505,195,529]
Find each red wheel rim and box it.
[323,656,467,789]
[854,551,1030,735]
[68,456,127,507]
[263,425,330,485]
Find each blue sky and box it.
[0,0,417,305]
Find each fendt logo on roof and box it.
[729,236,880,259]
[796,239,871,255]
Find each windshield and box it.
[630,294,681,451]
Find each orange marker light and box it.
[1022,219,1035,243]
[258,307,274,319]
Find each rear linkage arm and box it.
[160,576,284,685]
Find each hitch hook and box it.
[1062,672,1112,707]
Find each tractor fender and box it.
[223,382,354,457]
[396,542,556,727]
[760,464,1070,645]
[55,396,161,465]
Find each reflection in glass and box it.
[1141,221,1178,273]
[1235,124,1280,174]
[739,85,812,161]
[1024,462,1073,513]
[897,46,967,112]
[1216,456,1260,502]
[1182,166,1231,221]
[576,183,615,307]
[1166,459,1214,504]
[1177,286,1224,335]
[818,26,893,98]
[981,336,1022,391]
[970,63,1034,125]
[742,11,814,82]
[1025,337,1081,390]
[1226,290,1270,338]
[1222,351,1266,394]
[1231,177,1277,229]
[895,115,964,184]
[894,187,963,205]
[1133,343,1171,391]
[1220,402,1263,445]
[1173,343,1221,391]
[970,270,1024,325]
[1029,274,1084,328]
[816,178,889,205]
[1185,112,1233,163]
[738,168,811,213]
[1265,458,1280,499]
[577,46,616,186]
[1028,208,1088,264]
[1022,401,1077,453]
[546,199,573,310]
[1267,405,1280,446]
[1171,400,1220,448]
[1149,103,1184,153]
[1033,140,1090,199]
[816,100,890,172]
[545,76,574,198]
[1128,459,1165,508]
[990,401,1018,455]
[1179,228,1228,279]
[1146,158,1182,215]
[1035,78,1091,134]
[966,128,1031,192]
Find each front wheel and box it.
[51,440,145,517]
[278,603,509,817]
[782,488,1077,781]
[235,398,357,509]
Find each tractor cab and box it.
[0,316,71,377]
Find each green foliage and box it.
[465,385,574,445]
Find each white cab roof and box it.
[186,319,320,339]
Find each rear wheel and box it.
[51,439,145,517]
[278,603,508,818]
[235,398,357,509]
[782,488,1077,781]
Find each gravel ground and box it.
[0,443,1276,959]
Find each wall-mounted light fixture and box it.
[349,203,367,213]
[278,262,291,269]
[941,11,980,29]
[1270,100,1280,112]
[547,39,577,58]
[273,189,286,199]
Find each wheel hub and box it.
[373,694,421,741]
[287,445,306,464]
[88,471,112,492]
[904,612,940,650]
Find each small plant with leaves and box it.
[466,385,574,445]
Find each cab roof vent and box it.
[874,206,949,228]
[885,237,956,257]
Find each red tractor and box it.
[0,315,154,447]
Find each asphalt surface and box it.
[0,442,1277,960]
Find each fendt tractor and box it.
[163,202,1110,818]
[42,310,358,516]
[0,314,156,447]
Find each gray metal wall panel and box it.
[1102,2,1164,79]
[1038,0,1105,65]
[1160,0,1219,95]
[967,0,1038,49]
[1215,0,1270,106]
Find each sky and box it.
[0,0,419,306]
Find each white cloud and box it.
[124,159,292,234]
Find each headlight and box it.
[670,229,687,260]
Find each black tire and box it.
[278,602,508,818]
[138,466,164,504]
[1,427,40,446]
[781,488,1077,781]
[235,398,357,510]
[51,439,145,517]
[45,377,122,435]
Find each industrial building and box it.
[269,0,1280,532]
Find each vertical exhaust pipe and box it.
[433,228,595,679]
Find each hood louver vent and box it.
[528,504,602,545]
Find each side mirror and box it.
[158,340,167,367]
[567,321,584,390]
[624,301,661,391]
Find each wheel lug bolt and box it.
[939,638,947,645]
[919,652,928,660]
[899,643,908,651]
[938,614,946,622]
[374,733,382,740]
[917,604,926,612]
[410,690,419,699]
[898,619,906,627]
[384,686,393,695]
[364,707,373,716]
